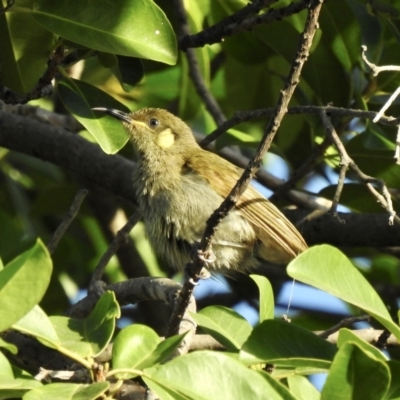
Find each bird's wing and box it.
[187,150,308,264]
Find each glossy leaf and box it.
[57,78,130,154]
[112,324,159,378]
[287,375,320,400]
[0,338,17,354]
[23,382,109,400]
[0,0,54,93]
[49,291,120,361]
[321,342,390,400]
[250,275,274,322]
[319,1,360,71]
[240,319,336,368]
[287,245,400,341]
[0,240,52,332]
[192,306,252,351]
[32,0,177,65]
[387,360,400,399]
[13,305,60,349]
[111,56,144,92]
[337,328,387,362]
[0,350,41,399]
[145,351,295,400]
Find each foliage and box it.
[1,0,400,399]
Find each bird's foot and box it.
[184,244,216,283]
[184,264,211,284]
[197,248,217,264]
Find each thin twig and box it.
[201,105,400,147]
[321,112,398,225]
[395,125,400,164]
[362,45,400,76]
[89,211,141,295]
[167,0,325,337]
[329,163,348,221]
[173,0,226,126]
[2,45,65,104]
[47,189,88,254]
[179,0,309,50]
[318,315,371,339]
[375,329,391,349]
[373,87,400,123]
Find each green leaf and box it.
[337,328,387,362]
[192,306,252,351]
[140,333,187,369]
[142,382,190,400]
[319,183,389,213]
[287,245,400,341]
[57,77,129,154]
[367,0,400,18]
[0,338,17,354]
[111,56,144,92]
[254,13,351,106]
[0,351,13,378]
[49,291,120,362]
[387,360,400,399]
[319,1,360,71]
[23,382,109,400]
[0,0,54,93]
[97,52,118,69]
[0,350,42,399]
[0,378,42,400]
[250,275,274,322]
[209,0,269,64]
[0,239,52,332]
[363,124,396,151]
[321,342,390,400]
[240,320,336,368]
[13,305,60,349]
[32,0,177,65]
[144,351,296,400]
[287,375,320,400]
[112,324,160,379]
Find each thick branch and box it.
[0,110,137,203]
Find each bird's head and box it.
[93,107,198,159]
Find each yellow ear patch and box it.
[156,128,175,148]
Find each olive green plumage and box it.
[93,107,308,274]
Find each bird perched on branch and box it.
[93,107,308,276]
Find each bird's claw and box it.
[197,248,217,264]
[184,264,211,283]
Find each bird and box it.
[92,107,308,276]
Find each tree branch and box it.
[179,0,309,50]
[47,189,89,254]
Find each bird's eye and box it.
[148,118,159,128]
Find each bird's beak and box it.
[92,107,132,124]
